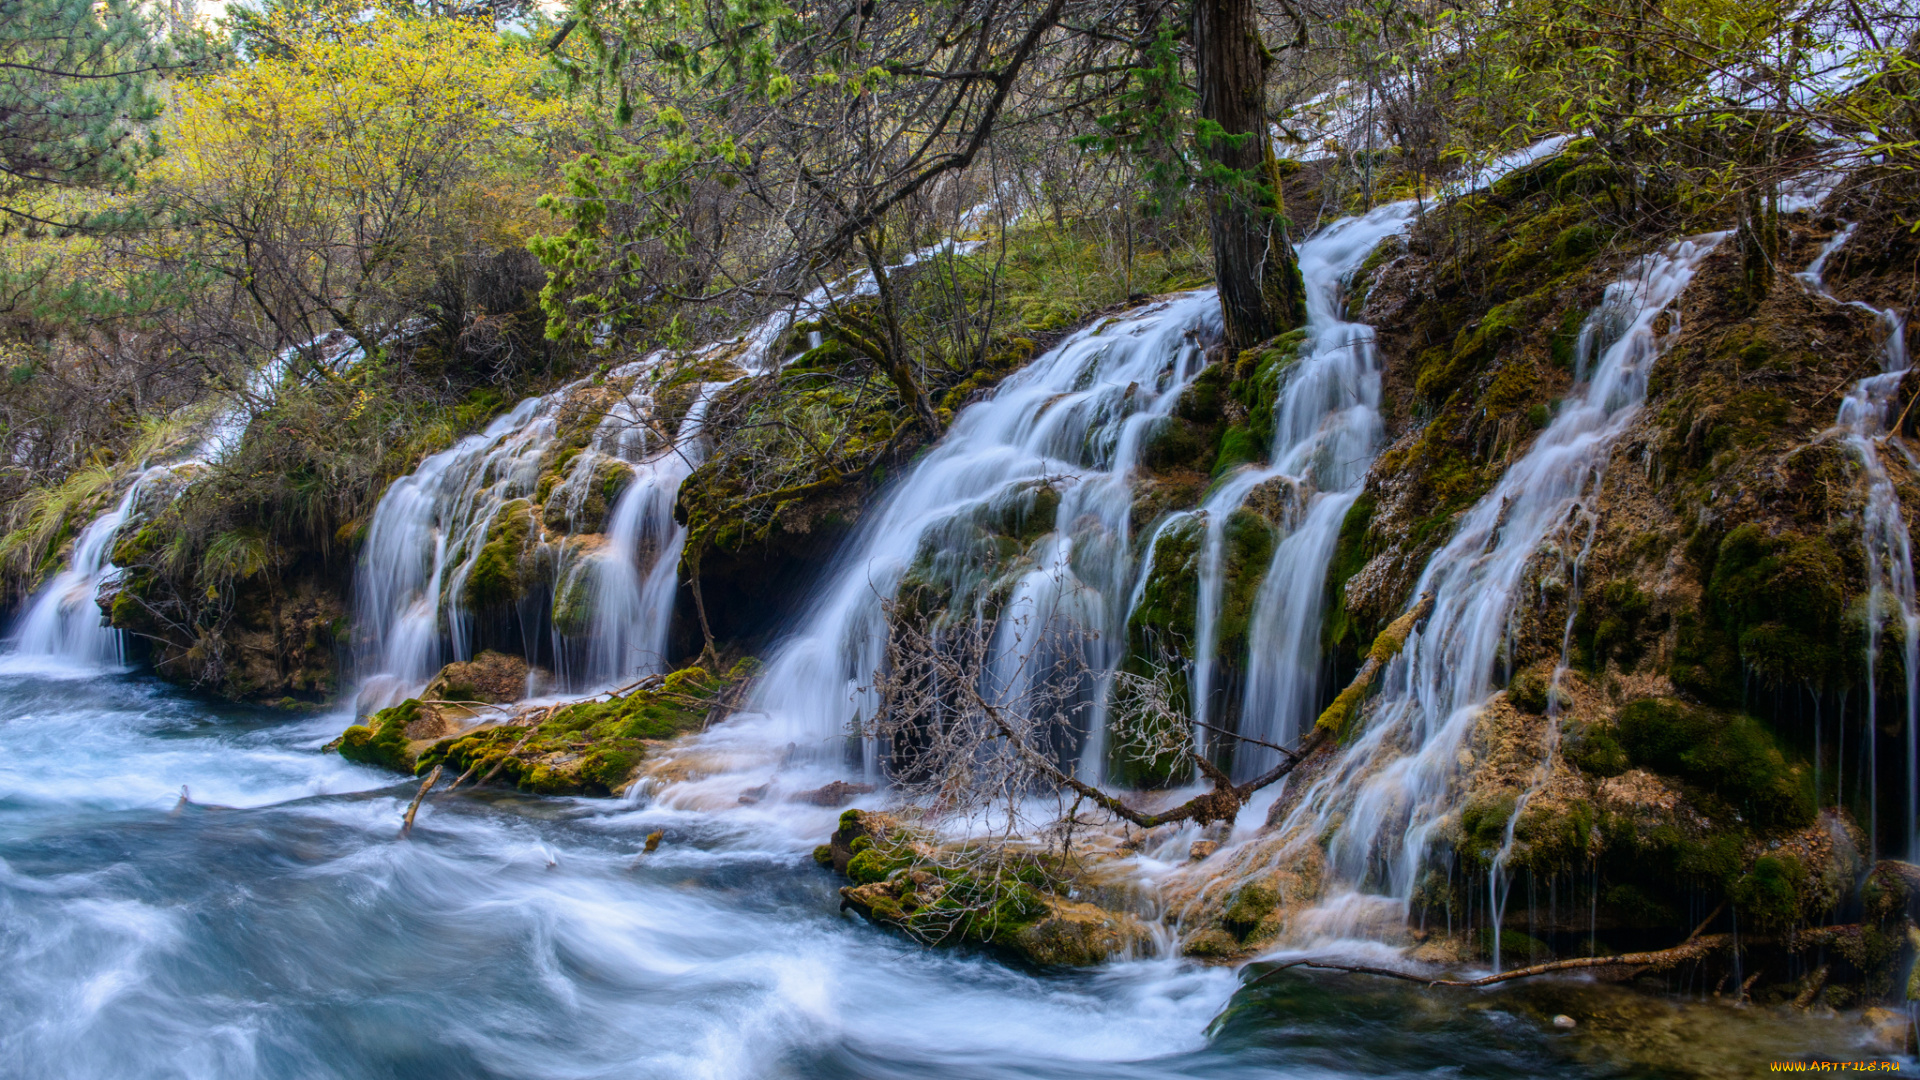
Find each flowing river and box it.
[0,657,1866,1078]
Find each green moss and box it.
[1458,793,1518,864]
[1565,722,1628,776]
[1321,493,1379,655]
[1127,515,1203,654]
[1684,524,1852,694]
[551,569,593,637]
[1479,928,1553,964]
[333,699,418,774]
[1573,579,1655,674]
[464,499,535,609]
[1548,308,1586,370]
[1613,697,1814,829]
[1506,669,1551,714]
[452,386,506,432]
[1212,508,1276,659]
[1223,883,1278,938]
[1734,854,1806,928]
[419,663,729,796]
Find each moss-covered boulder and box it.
[413,661,749,795]
[462,499,536,610]
[821,810,1151,966]
[329,699,439,774]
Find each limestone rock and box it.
[424,650,533,705]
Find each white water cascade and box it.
[1273,232,1727,960]
[1183,201,1414,774]
[3,330,372,671]
[741,292,1223,772]
[0,467,179,669]
[1797,224,1919,860]
[353,357,728,708]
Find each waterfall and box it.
[352,359,718,708]
[1185,201,1416,774]
[1273,232,1727,956]
[1796,224,1918,860]
[557,383,725,686]
[738,141,1576,778]
[1,469,171,668]
[743,292,1224,772]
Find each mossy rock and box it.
[1612,697,1814,830]
[1223,882,1279,939]
[330,699,422,774]
[826,810,1148,966]
[414,662,731,796]
[464,499,536,610]
[423,650,531,704]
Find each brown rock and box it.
[1010,898,1153,966]
[794,780,876,807]
[424,650,532,705]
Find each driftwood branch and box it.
[400,765,443,838]
[1253,933,1736,990]
[940,591,1439,830]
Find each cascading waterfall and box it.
[1272,232,1727,962]
[557,382,726,685]
[740,140,1576,781]
[743,292,1223,775]
[1796,223,1919,860]
[1181,201,1414,772]
[353,358,718,708]
[354,394,556,707]
[350,235,988,710]
[1,466,179,668]
[4,332,367,670]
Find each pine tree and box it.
[0,0,184,227]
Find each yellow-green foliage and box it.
[164,3,574,268]
[0,461,116,582]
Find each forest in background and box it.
[3,0,1913,631]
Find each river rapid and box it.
[0,657,1875,1079]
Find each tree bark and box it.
[1191,0,1304,351]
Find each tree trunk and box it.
[1192,0,1304,351]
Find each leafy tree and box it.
[157,3,576,376]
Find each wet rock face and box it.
[424,650,533,704]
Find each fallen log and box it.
[1251,932,1736,990]
[1249,900,1734,989]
